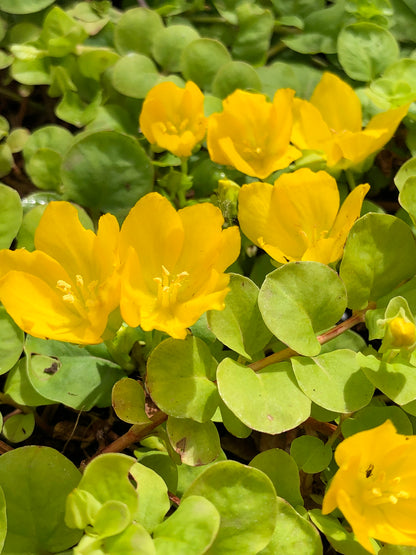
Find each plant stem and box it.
[98,308,370,455]
[345,169,356,191]
[249,308,368,373]
[99,411,168,455]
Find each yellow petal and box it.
[334,129,382,168]
[310,72,362,133]
[120,248,158,329]
[177,202,240,276]
[335,103,410,169]
[292,98,342,166]
[238,181,274,248]
[217,135,259,177]
[34,201,96,282]
[329,183,370,256]
[302,236,339,264]
[336,489,377,554]
[120,192,184,282]
[268,169,339,259]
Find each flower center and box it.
[161,119,190,136]
[56,275,99,317]
[153,265,189,309]
[364,467,410,506]
[243,143,263,160]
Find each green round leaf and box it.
[153,495,220,555]
[78,49,119,81]
[309,510,369,555]
[26,148,63,190]
[2,411,34,443]
[217,358,311,434]
[0,487,6,552]
[135,451,178,493]
[339,214,416,310]
[0,183,22,249]
[23,125,73,161]
[231,4,274,64]
[112,378,151,425]
[337,22,399,81]
[0,143,13,178]
[181,38,231,90]
[250,449,304,508]
[25,340,125,410]
[4,358,54,407]
[0,0,55,14]
[290,435,332,474]
[93,500,131,538]
[167,417,221,466]
[260,498,323,555]
[292,350,375,413]
[66,453,139,531]
[11,57,51,85]
[183,460,278,554]
[61,131,153,214]
[212,60,262,99]
[0,306,24,375]
[357,351,416,405]
[152,24,200,73]
[207,274,272,359]
[258,262,347,356]
[219,399,251,438]
[0,446,81,552]
[114,7,164,56]
[341,405,413,438]
[256,61,300,101]
[129,462,170,532]
[147,336,219,423]
[111,53,159,99]
[6,128,30,153]
[399,176,416,224]
[16,205,46,251]
[395,157,416,192]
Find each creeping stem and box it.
[97,307,370,456]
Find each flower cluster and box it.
[139,73,408,177]
[0,194,240,344]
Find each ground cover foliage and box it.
[2,0,416,553]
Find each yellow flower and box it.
[322,420,416,553]
[238,168,369,265]
[119,192,241,339]
[0,202,121,345]
[207,88,301,180]
[291,72,410,170]
[387,316,416,348]
[139,81,207,158]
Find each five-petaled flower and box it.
[139,80,208,158]
[322,420,416,553]
[119,192,240,339]
[238,168,369,265]
[291,72,410,170]
[0,202,121,344]
[207,88,301,180]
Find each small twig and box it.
[249,308,369,373]
[168,492,181,506]
[98,411,168,455]
[0,440,13,454]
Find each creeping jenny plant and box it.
[1,1,416,553]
